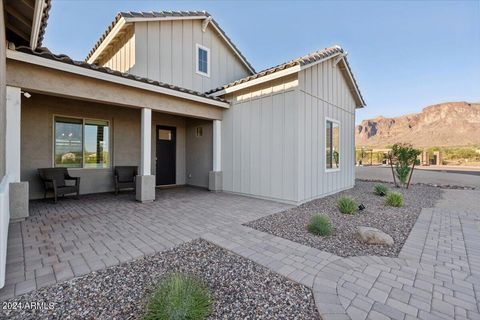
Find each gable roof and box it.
[13,46,228,107]
[85,11,255,74]
[207,45,366,108]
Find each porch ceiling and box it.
[6,51,226,121]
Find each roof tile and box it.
[205,45,365,106]
[15,46,227,104]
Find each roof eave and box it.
[30,0,46,50]
[86,16,127,64]
[86,13,256,74]
[338,57,366,108]
[209,64,301,97]
[209,51,345,98]
[7,49,230,108]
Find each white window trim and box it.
[325,117,341,173]
[196,43,210,77]
[52,114,112,170]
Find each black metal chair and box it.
[114,166,138,195]
[38,168,80,203]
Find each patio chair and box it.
[114,166,138,195]
[38,168,80,203]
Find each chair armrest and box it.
[64,171,77,180]
[65,176,80,187]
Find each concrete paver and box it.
[1,186,479,320]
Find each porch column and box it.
[209,119,223,191]
[136,107,155,202]
[6,86,28,220]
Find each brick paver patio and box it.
[0,188,290,300]
[1,187,479,320]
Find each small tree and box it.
[359,147,366,165]
[388,143,421,188]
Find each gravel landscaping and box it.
[1,239,319,320]
[245,180,442,257]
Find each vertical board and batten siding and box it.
[222,60,358,205]
[102,26,136,73]
[131,20,251,93]
[222,75,298,203]
[297,58,357,203]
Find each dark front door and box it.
[156,126,176,185]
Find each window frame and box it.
[52,115,112,170]
[195,43,210,77]
[325,117,341,172]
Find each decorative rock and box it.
[1,240,319,319]
[357,226,394,246]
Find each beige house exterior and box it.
[0,1,365,287]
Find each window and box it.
[326,119,340,170]
[54,117,110,168]
[158,129,172,141]
[196,44,210,77]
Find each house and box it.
[0,1,365,287]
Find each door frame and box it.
[155,125,176,186]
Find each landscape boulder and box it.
[357,226,394,246]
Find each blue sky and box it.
[44,0,480,123]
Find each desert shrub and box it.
[385,192,404,207]
[307,215,332,236]
[373,184,389,196]
[143,273,212,320]
[337,196,357,214]
[390,143,421,188]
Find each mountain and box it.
[355,102,480,148]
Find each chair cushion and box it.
[56,186,77,195]
[118,181,135,189]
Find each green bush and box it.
[373,184,389,196]
[307,215,332,236]
[385,192,404,207]
[337,196,357,214]
[143,273,212,320]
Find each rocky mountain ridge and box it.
[355,102,480,148]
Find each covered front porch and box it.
[5,47,226,220]
[19,92,222,201]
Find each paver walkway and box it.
[206,189,480,320]
[1,187,479,320]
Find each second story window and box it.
[196,44,210,77]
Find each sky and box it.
[43,0,480,123]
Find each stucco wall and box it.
[21,94,142,199]
[7,60,225,120]
[186,119,213,188]
[0,0,6,178]
[21,94,213,198]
